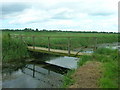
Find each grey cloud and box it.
[52,15,70,19]
[51,11,73,20]
[2,2,30,15]
[51,1,115,17]
[90,12,114,16]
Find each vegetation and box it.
[63,48,119,88]
[95,48,119,88]
[1,28,118,33]
[2,34,29,63]
[62,69,75,88]
[2,30,118,51]
[2,30,119,88]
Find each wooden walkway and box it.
[28,46,91,57]
[11,35,95,57]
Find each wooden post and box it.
[48,37,50,51]
[94,37,97,51]
[68,37,71,56]
[33,36,35,49]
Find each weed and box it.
[2,34,29,62]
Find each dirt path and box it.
[69,61,102,88]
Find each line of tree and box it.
[0,28,119,34]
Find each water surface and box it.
[2,52,78,88]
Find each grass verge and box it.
[63,48,119,88]
[62,69,75,88]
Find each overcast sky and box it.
[1,0,119,32]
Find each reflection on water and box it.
[3,64,64,88]
[46,56,78,69]
[30,51,78,69]
[2,52,78,88]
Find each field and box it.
[3,31,119,51]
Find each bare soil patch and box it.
[69,61,102,88]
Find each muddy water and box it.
[2,52,78,88]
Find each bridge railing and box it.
[11,34,99,55]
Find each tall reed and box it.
[2,34,29,62]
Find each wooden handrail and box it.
[11,34,97,38]
[32,36,35,49]
[11,34,98,55]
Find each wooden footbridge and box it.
[12,35,97,57]
[28,46,91,57]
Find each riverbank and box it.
[70,61,102,88]
[63,48,119,88]
[2,34,29,63]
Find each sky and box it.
[1,0,119,32]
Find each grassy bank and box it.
[2,34,29,63]
[95,48,119,88]
[62,69,75,88]
[63,48,119,88]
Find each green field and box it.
[2,31,119,51]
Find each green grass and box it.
[100,61,118,88]
[2,31,118,50]
[2,34,29,62]
[63,48,119,88]
[77,55,93,66]
[95,48,119,88]
[80,48,118,88]
[62,69,75,88]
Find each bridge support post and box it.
[48,37,50,51]
[68,37,71,56]
[32,36,35,49]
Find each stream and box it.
[2,52,78,88]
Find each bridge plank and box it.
[28,46,91,57]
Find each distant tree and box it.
[42,29,47,32]
[109,32,113,34]
[24,28,34,31]
[36,28,39,32]
[24,28,28,31]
